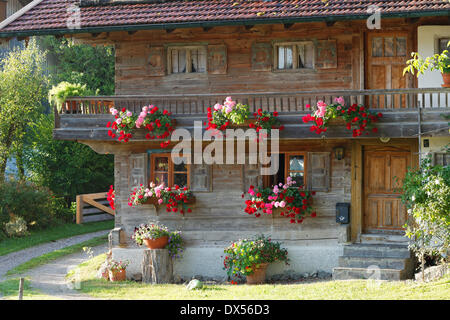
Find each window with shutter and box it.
[307,152,331,192]
[167,46,207,74]
[242,162,262,192]
[274,41,315,71]
[432,152,450,166]
[149,153,190,187]
[129,153,148,189]
[190,164,212,192]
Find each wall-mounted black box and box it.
[336,203,350,224]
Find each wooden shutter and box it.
[432,153,450,166]
[207,44,227,74]
[148,46,165,76]
[242,162,262,193]
[307,152,330,192]
[0,1,6,22]
[129,153,148,189]
[190,164,212,192]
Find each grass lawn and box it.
[0,220,113,256]
[69,254,450,300]
[0,278,56,300]
[6,235,108,276]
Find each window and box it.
[168,46,207,74]
[372,36,407,57]
[274,42,314,71]
[264,152,307,188]
[150,153,190,187]
[439,38,450,54]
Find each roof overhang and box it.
[0,9,449,39]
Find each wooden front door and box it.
[363,148,410,232]
[366,32,412,108]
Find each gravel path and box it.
[25,244,108,300]
[0,230,109,281]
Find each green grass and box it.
[68,254,450,300]
[6,235,108,276]
[0,220,113,256]
[0,278,55,300]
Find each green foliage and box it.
[48,81,94,112]
[40,36,114,95]
[0,38,48,180]
[0,180,71,236]
[223,234,289,278]
[400,155,450,261]
[403,41,450,76]
[23,113,114,205]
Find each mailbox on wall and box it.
[336,203,350,224]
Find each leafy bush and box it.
[5,216,29,238]
[223,234,289,278]
[400,154,450,268]
[24,113,114,205]
[0,180,72,236]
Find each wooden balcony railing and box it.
[58,88,450,116]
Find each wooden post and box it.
[76,195,83,224]
[18,278,24,300]
[142,249,173,284]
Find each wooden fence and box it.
[76,192,115,224]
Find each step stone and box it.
[332,267,406,281]
[343,244,412,259]
[360,233,410,245]
[338,256,409,270]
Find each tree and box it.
[24,113,114,205]
[40,36,115,95]
[0,39,48,181]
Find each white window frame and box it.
[273,41,315,72]
[167,45,207,75]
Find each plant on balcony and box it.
[107,105,175,147]
[223,234,289,284]
[206,97,250,134]
[302,97,383,137]
[403,41,450,87]
[48,82,93,113]
[249,109,285,138]
[243,177,316,224]
[128,182,194,214]
[107,185,115,210]
[132,222,184,258]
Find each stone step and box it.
[332,267,407,281]
[360,233,410,245]
[343,243,412,259]
[338,256,410,270]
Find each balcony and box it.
[54,88,450,141]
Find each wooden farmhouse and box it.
[1,0,449,281]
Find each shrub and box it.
[5,216,29,238]
[223,234,289,278]
[0,180,71,235]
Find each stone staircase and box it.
[332,234,416,281]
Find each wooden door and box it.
[366,32,412,108]
[363,150,410,232]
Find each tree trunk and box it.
[15,145,25,181]
[142,249,173,284]
[0,125,15,181]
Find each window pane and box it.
[289,172,304,186]
[285,46,293,69]
[174,173,188,187]
[384,37,394,57]
[174,159,187,172]
[190,48,206,73]
[155,173,168,186]
[372,37,383,57]
[439,39,450,54]
[289,155,304,171]
[154,157,169,172]
[191,49,198,72]
[278,46,285,69]
[171,49,178,73]
[396,37,406,56]
[178,49,186,73]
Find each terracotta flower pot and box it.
[442,73,450,88]
[143,235,169,249]
[109,269,126,282]
[246,263,269,285]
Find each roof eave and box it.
[1,10,449,39]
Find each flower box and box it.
[143,195,196,205]
[228,119,255,129]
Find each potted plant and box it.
[48,81,94,113]
[206,97,250,134]
[403,41,450,87]
[223,234,289,285]
[108,260,129,282]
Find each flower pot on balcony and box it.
[143,236,169,249]
[229,119,255,129]
[442,73,450,88]
[246,263,269,285]
[143,195,196,205]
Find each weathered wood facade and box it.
[1,1,449,279]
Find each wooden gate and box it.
[76,192,115,224]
